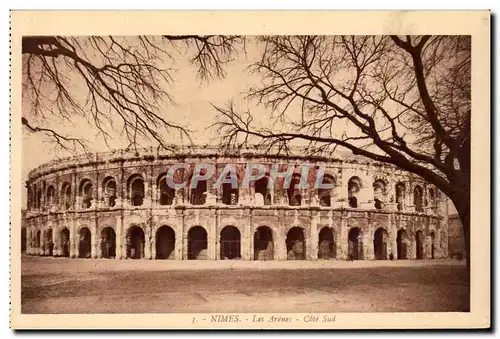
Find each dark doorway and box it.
[100,227,116,258]
[348,227,363,260]
[430,231,436,259]
[253,226,274,260]
[127,226,145,259]
[45,228,53,256]
[318,227,336,259]
[156,226,176,259]
[286,227,306,260]
[21,228,26,253]
[416,230,424,259]
[60,228,70,257]
[220,226,241,259]
[396,229,408,259]
[78,227,91,258]
[187,226,208,259]
[255,176,272,205]
[373,228,389,260]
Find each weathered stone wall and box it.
[24,146,448,261]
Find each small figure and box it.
[389,252,395,261]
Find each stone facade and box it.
[24,146,449,261]
[447,214,466,259]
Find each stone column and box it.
[241,209,252,260]
[144,222,152,259]
[391,215,398,259]
[70,221,77,258]
[176,214,184,260]
[91,225,98,259]
[309,210,319,260]
[338,217,348,260]
[366,220,374,260]
[52,227,58,256]
[208,209,217,260]
[275,210,287,260]
[116,217,123,259]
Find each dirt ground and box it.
[20,255,469,314]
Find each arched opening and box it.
[254,226,274,260]
[61,182,72,210]
[45,228,53,256]
[430,231,436,259]
[126,226,145,259]
[60,227,70,257]
[36,189,42,209]
[373,228,389,260]
[187,226,208,260]
[100,227,116,258]
[415,230,424,260]
[318,174,335,207]
[254,175,272,206]
[189,172,207,205]
[414,185,423,212]
[46,185,55,207]
[221,173,239,205]
[348,227,363,260]
[78,227,91,258]
[128,175,145,206]
[396,229,408,260]
[156,225,176,259]
[318,227,336,259]
[103,177,117,207]
[220,226,241,259]
[348,177,362,208]
[158,176,175,205]
[373,180,386,209]
[286,227,306,260]
[395,182,405,211]
[287,173,302,206]
[428,188,436,210]
[79,179,93,209]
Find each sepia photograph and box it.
[10,10,490,329]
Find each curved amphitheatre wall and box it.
[23,145,449,261]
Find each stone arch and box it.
[373,179,387,209]
[187,226,208,260]
[348,227,363,260]
[286,227,306,260]
[156,225,176,259]
[100,227,116,258]
[46,185,55,207]
[220,226,241,259]
[414,185,424,212]
[79,179,93,209]
[78,227,92,258]
[348,176,363,208]
[395,182,406,211]
[102,176,117,207]
[61,182,72,210]
[318,174,335,207]
[373,227,389,260]
[126,225,145,259]
[254,175,272,206]
[287,173,303,206]
[253,226,274,260]
[127,174,145,206]
[318,227,336,259]
[415,230,424,259]
[396,229,408,259]
[60,227,70,257]
[157,173,175,206]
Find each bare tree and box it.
[213,35,471,263]
[22,35,243,153]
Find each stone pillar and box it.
[338,217,348,260]
[411,234,417,259]
[144,222,152,260]
[52,227,58,256]
[208,209,217,260]
[366,220,374,260]
[241,210,252,260]
[176,214,184,260]
[309,210,319,260]
[276,211,287,260]
[91,225,97,259]
[391,216,397,259]
[70,221,77,258]
[115,217,123,259]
